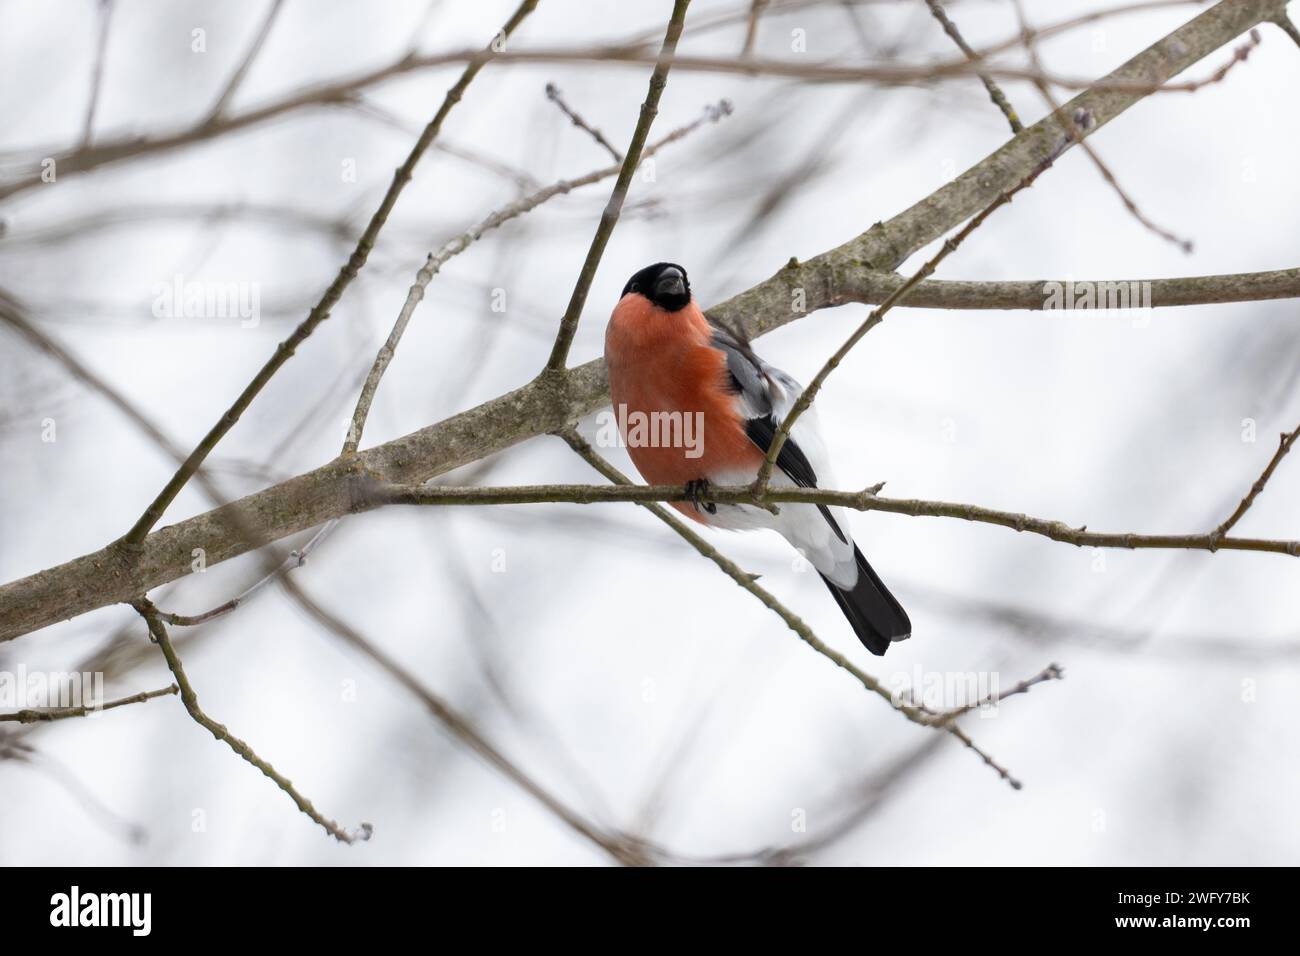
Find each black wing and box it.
[710,322,910,654]
[712,324,846,544]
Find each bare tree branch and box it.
[0,684,178,724]
[741,0,770,57]
[925,0,1024,132]
[80,0,114,148]
[924,664,1064,724]
[153,521,336,627]
[205,0,286,121]
[811,267,1300,310]
[372,481,1300,558]
[545,82,624,161]
[1210,423,1300,545]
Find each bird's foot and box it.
[685,478,717,515]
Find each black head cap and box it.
[621,262,691,312]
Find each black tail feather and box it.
[819,545,910,656]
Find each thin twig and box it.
[375,479,1300,558]
[132,598,371,844]
[153,520,337,626]
[1210,423,1300,546]
[543,0,692,372]
[80,0,114,148]
[0,684,178,724]
[741,0,769,57]
[925,0,1023,132]
[545,82,623,161]
[206,0,286,121]
[924,664,1064,725]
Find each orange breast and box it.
[605,296,763,520]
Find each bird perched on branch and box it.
[604,262,910,655]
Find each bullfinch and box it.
[603,262,911,656]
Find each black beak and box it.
[655,267,686,299]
